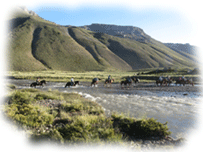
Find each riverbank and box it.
[6,70,200,83]
[2,87,185,150]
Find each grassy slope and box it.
[8,16,47,71]
[68,27,132,71]
[8,10,198,72]
[32,25,103,71]
[92,33,197,69]
[8,12,103,71]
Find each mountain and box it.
[7,7,198,71]
[80,23,152,43]
[163,43,198,62]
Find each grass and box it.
[8,10,198,72]
[6,68,200,83]
[4,88,171,144]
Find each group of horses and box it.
[30,76,193,88]
[30,77,139,88]
[156,77,194,86]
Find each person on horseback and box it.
[182,75,186,81]
[36,77,40,84]
[93,78,99,82]
[159,76,163,81]
[126,76,132,83]
[71,77,74,86]
[108,75,112,83]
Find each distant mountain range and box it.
[81,24,198,57]
[7,7,199,71]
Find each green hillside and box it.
[7,8,198,72]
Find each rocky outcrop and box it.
[80,23,152,43]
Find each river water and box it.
[7,79,203,139]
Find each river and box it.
[6,79,203,139]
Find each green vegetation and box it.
[8,9,198,72]
[4,89,171,144]
[7,67,199,83]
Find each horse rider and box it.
[182,75,186,81]
[126,76,132,83]
[108,75,112,83]
[36,77,40,84]
[71,77,74,86]
[159,76,163,81]
[93,78,99,83]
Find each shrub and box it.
[9,91,33,105]
[111,113,171,139]
[6,103,54,127]
[61,101,104,115]
[34,92,63,100]
[31,128,64,144]
[57,115,122,143]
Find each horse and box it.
[156,79,167,86]
[120,80,132,87]
[165,78,173,86]
[65,81,80,88]
[175,79,193,86]
[157,77,173,86]
[30,80,46,88]
[132,77,140,83]
[104,79,114,87]
[91,78,101,87]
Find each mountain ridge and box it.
[7,7,198,71]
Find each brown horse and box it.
[175,79,193,86]
[104,79,114,87]
[165,78,173,86]
[132,77,140,83]
[30,80,46,88]
[121,80,132,87]
[156,78,173,86]
[156,79,165,86]
[91,78,101,87]
[65,81,80,88]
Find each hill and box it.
[164,43,198,62]
[7,7,198,72]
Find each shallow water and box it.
[7,79,202,139]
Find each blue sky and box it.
[26,4,196,45]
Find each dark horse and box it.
[91,78,101,87]
[65,81,80,88]
[156,78,173,86]
[104,79,114,87]
[175,79,194,86]
[120,80,132,87]
[30,80,46,88]
[132,77,140,83]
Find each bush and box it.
[35,92,63,100]
[57,115,122,143]
[31,128,64,144]
[9,91,33,105]
[5,89,172,144]
[61,101,104,115]
[111,113,171,139]
[6,103,54,127]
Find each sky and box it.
[18,0,202,48]
[26,5,195,45]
